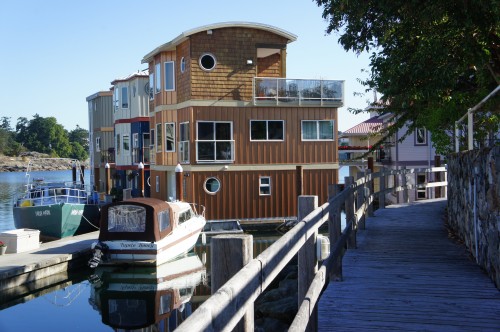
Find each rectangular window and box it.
[95,137,101,152]
[259,176,271,196]
[179,122,190,163]
[123,135,130,152]
[301,120,334,141]
[133,133,139,148]
[196,121,233,162]
[121,87,128,108]
[164,61,175,91]
[155,175,160,193]
[415,128,427,145]
[250,120,284,141]
[155,63,161,94]
[116,134,121,156]
[149,73,154,100]
[113,88,119,111]
[156,123,162,152]
[165,123,175,152]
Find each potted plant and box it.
[0,241,7,255]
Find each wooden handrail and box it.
[177,166,448,331]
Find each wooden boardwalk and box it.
[318,199,500,331]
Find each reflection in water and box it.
[88,253,207,331]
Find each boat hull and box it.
[13,203,100,240]
[96,218,205,266]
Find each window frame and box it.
[199,53,217,71]
[301,120,335,141]
[415,127,428,146]
[113,88,119,111]
[180,57,186,73]
[250,120,285,141]
[149,73,154,100]
[156,123,163,152]
[165,122,175,152]
[196,121,234,163]
[164,61,175,91]
[204,177,221,195]
[121,86,129,109]
[95,137,101,152]
[179,122,190,163]
[155,63,161,94]
[123,134,130,153]
[259,176,272,196]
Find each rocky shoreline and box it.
[0,153,90,173]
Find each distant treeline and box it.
[0,115,89,160]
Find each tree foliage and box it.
[315,0,500,153]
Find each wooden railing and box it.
[176,166,448,331]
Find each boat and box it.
[89,197,206,267]
[12,158,101,241]
[89,253,206,330]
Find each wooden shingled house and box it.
[141,22,344,224]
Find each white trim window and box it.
[121,86,129,109]
[415,127,427,145]
[156,123,162,152]
[196,121,233,162]
[123,135,130,153]
[133,133,139,148]
[259,176,271,196]
[301,120,334,141]
[179,122,190,163]
[95,137,101,152]
[164,61,175,91]
[180,57,186,73]
[250,120,284,141]
[204,177,221,194]
[155,63,161,94]
[165,122,175,152]
[149,72,154,100]
[113,88,119,111]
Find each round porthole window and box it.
[180,57,186,73]
[204,177,221,194]
[199,53,216,71]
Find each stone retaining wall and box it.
[447,146,500,288]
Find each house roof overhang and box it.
[141,22,298,64]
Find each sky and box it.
[0,0,371,132]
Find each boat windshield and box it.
[178,208,195,225]
[107,205,146,233]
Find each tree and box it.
[15,114,72,157]
[315,0,499,153]
[69,125,89,159]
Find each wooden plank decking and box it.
[318,198,500,331]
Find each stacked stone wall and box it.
[447,146,500,288]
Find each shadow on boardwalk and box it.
[318,198,500,332]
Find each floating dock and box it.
[0,231,97,291]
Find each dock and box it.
[318,199,500,331]
[0,231,97,292]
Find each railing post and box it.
[328,184,343,281]
[356,172,365,230]
[345,176,356,249]
[366,169,374,217]
[402,166,409,203]
[379,167,386,209]
[435,155,441,198]
[298,195,318,332]
[211,234,254,332]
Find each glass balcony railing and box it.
[253,77,344,106]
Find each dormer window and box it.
[199,53,216,71]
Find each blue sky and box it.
[0,0,371,132]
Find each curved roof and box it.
[142,22,297,64]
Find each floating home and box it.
[142,22,344,224]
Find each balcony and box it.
[100,148,115,164]
[253,77,344,107]
[132,146,150,165]
[339,146,391,164]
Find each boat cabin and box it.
[99,197,197,242]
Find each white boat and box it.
[89,253,206,330]
[89,197,206,267]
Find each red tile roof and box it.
[342,116,383,136]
